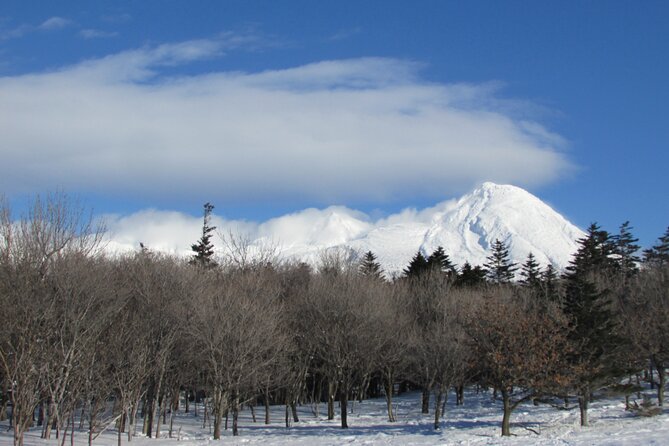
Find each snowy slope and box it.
[247,182,584,275]
[104,182,584,275]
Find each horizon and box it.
[1,1,667,247]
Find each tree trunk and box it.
[250,402,257,423]
[433,390,444,430]
[578,389,589,427]
[501,388,511,437]
[340,390,348,429]
[232,400,239,437]
[383,371,396,422]
[654,359,665,406]
[212,390,223,440]
[154,394,163,438]
[327,381,336,420]
[456,384,464,405]
[290,401,299,423]
[264,388,271,425]
[421,388,430,414]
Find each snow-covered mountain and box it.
[105,182,584,276]
[246,182,584,275]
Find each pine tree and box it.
[540,263,560,301]
[190,202,217,268]
[484,239,518,284]
[519,252,542,290]
[612,221,640,276]
[643,226,669,266]
[403,251,429,278]
[565,223,617,278]
[359,251,384,280]
[562,223,624,426]
[426,246,457,277]
[455,262,487,288]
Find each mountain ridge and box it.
[248,182,584,275]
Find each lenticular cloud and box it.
[0,38,571,204]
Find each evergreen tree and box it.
[612,221,640,276]
[484,239,518,284]
[359,251,384,280]
[519,252,542,290]
[426,246,457,277]
[455,261,487,287]
[562,223,624,426]
[540,263,560,301]
[643,226,669,266]
[190,202,217,268]
[403,251,429,278]
[565,223,617,278]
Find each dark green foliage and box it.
[190,202,217,268]
[484,239,518,284]
[643,226,669,266]
[426,246,457,277]
[540,263,560,301]
[519,252,542,290]
[612,221,640,276]
[403,251,428,278]
[562,222,626,416]
[455,262,487,288]
[565,223,617,278]
[359,251,384,280]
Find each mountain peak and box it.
[219,183,583,275]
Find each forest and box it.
[1,194,668,446]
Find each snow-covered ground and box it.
[3,388,668,446]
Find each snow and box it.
[4,388,668,445]
[246,182,585,275]
[102,182,585,275]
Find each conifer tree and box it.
[562,223,623,426]
[540,263,560,301]
[643,226,669,266]
[359,251,384,280]
[612,221,640,276]
[519,252,542,290]
[190,202,217,268]
[484,239,518,284]
[403,251,428,278]
[455,262,487,287]
[426,246,457,277]
[565,223,617,278]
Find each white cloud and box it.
[79,29,118,39]
[0,37,572,206]
[38,17,72,30]
[103,202,425,256]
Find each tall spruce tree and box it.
[359,251,384,280]
[612,221,640,276]
[484,239,518,284]
[643,226,669,266]
[455,262,487,288]
[565,223,618,277]
[519,252,542,290]
[403,251,429,278]
[540,263,560,301]
[190,202,217,268]
[426,246,457,277]
[562,223,623,426]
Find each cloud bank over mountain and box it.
[104,183,584,275]
[0,37,571,207]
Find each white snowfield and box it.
[103,182,585,276]
[4,389,668,445]
[257,182,585,275]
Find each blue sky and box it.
[1,0,668,248]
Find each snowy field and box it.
[3,388,669,446]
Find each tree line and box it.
[1,195,668,445]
